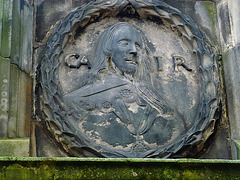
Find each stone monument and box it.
[37,0,221,158]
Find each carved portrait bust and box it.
[39,0,220,158]
[63,22,186,157]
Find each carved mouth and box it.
[126,59,138,65]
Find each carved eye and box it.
[135,43,141,49]
[118,40,129,46]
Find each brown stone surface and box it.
[33,121,68,157]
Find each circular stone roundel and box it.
[39,0,220,158]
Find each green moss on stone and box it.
[1,158,240,179]
[202,2,216,21]
[201,2,218,45]
[234,140,240,159]
[0,138,29,157]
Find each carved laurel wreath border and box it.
[39,0,220,158]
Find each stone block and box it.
[234,140,240,159]
[217,1,232,49]
[17,71,31,137]
[10,0,33,74]
[0,0,13,58]
[0,0,3,52]
[34,121,68,157]
[228,0,240,46]
[8,64,19,138]
[35,0,92,43]
[10,0,21,65]
[0,138,29,156]
[19,1,33,74]
[200,127,232,159]
[0,60,31,139]
[0,57,10,138]
[222,45,240,140]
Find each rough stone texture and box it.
[162,1,218,45]
[0,158,240,179]
[10,0,33,74]
[0,0,3,52]
[0,0,235,162]
[1,0,33,73]
[228,1,240,46]
[234,140,240,159]
[8,65,19,138]
[16,71,32,137]
[19,1,33,74]
[200,126,232,159]
[0,0,32,158]
[0,139,29,157]
[11,1,21,66]
[34,0,93,44]
[0,62,31,139]
[34,121,68,157]
[217,1,231,49]
[32,120,65,157]
[33,0,232,159]
[0,0,13,58]
[0,57,11,138]
[222,46,240,138]
[5,65,32,138]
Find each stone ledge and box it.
[0,158,240,179]
[0,138,29,157]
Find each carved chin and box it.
[120,64,137,75]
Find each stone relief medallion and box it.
[38,0,221,158]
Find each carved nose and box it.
[129,45,137,56]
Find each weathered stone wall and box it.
[32,0,94,157]
[0,0,33,156]
[0,0,238,160]
[216,0,240,159]
[1,0,240,179]
[31,0,232,159]
[160,0,232,159]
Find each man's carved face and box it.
[111,25,142,76]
